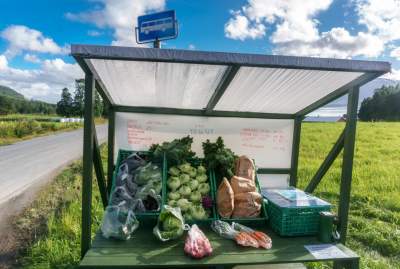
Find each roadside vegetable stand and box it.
[71,44,390,269]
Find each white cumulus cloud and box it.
[66,0,165,46]
[356,0,400,42]
[224,0,399,59]
[273,28,384,58]
[0,54,8,70]
[1,25,68,57]
[225,12,266,40]
[24,53,41,63]
[389,47,400,60]
[87,30,103,37]
[382,68,400,80]
[0,57,83,103]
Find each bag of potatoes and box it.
[217,177,235,218]
[235,156,255,182]
[232,192,262,218]
[230,176,256,194]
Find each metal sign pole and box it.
[154,38,161,48]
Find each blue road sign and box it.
[136,10,177,44]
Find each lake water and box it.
[305,106,347,122]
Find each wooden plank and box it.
[338,87,359,243]
[257,168,291,174]
[114,105,295,119]
[205,65,240,113]
[290,116,302,186]
[81,251,357,268]
[92,123,108,208]
[81,72,95,258]
[107,107,115,194]
[305,129,345,193]
[234,264,306,269]
[80,226,358,268]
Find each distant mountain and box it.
[0,85,25,99]
[326,78,400,108]
[0,85,56,115]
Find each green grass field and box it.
[298,122,400,269]
[14,122,400,268]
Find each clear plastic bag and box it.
[211,220,272,249]
[211,220,237,240]
[115,153,146,187]
[122,153,146,175]
[184,224,213,259]
[101,201,139,240]
[110,186,133,206]
[232,222,272,249]
[135,188,162,211]
[135,163,162,186]
[153,205,188,242]
[112,156,162,212]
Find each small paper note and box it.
[305,244,348,259]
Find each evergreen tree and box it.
[72,79,85,117]
[359,84,400,121]
[56,88,73,117]
[94,91,104,117]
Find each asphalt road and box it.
[0,125,107,209]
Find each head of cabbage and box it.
[153,205,185,242]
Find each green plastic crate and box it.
[163,157,217,225]
[213,170,269,226]
[262,188,331,236]
[110,149,165,221]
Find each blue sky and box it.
[0,0,399,103]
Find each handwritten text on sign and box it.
[116,113,294,168]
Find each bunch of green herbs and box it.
[148,135,197,165]
[202,136,237,178]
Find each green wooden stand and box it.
[71,44,390,268]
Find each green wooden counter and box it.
[80,225,359,268]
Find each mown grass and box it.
[299,122,400,269]
[15,122,400,268]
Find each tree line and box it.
[56,79,107,117]
[359,84,400,121]
[0,94,56,115]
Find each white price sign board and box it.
[305,244,349,259]
[115,112,294,168]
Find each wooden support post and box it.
[337,87,359,244]
[305,129,345,193]
[290,116,302,187]
[205,65,240,114]
[81,73,95,258]
[107,107,115,195]
[93,123,108,208]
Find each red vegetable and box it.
[234,232,259,248]
[202,196,213,209]
[184,224,213,259]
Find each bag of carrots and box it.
[232,222,272,249]
[211,220,272,249]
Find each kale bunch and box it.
[202,136,237,178]
[149,136,196,164]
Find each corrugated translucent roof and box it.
[71,45,390,116]
[88,59,228,108]
[215,67,362,114]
